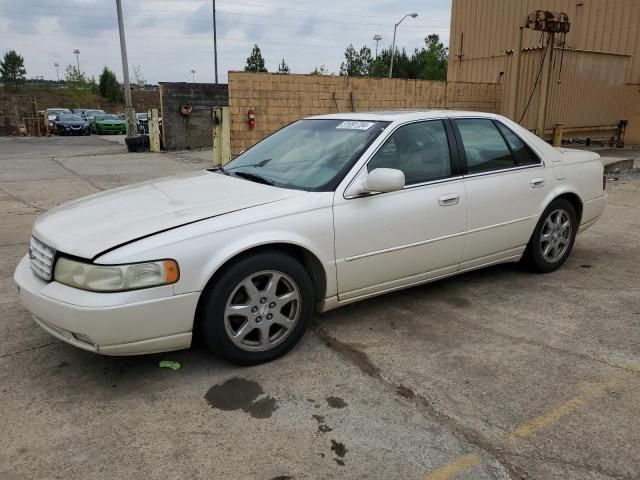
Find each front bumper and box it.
[13,255,200,355]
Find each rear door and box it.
[452,117,553,269]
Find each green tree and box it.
[310,65,329,75]
[369,34,448,80]
[244,44,267,72]
[416,34,448,80]
[98,67,123,102]
[0,50,27,89]
[64,64,88,88]
[340,44,372,77]
[277,58,290,74]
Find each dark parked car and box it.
[53,114,91,136]
[137,112,148,134]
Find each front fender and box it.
[96,192,337,299]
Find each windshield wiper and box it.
[232,170,275,186]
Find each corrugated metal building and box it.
[448,0,640,143]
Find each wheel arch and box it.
[193,242,328,333]
[548,190,583,224]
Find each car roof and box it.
[305,110,501,122]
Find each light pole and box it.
[73,49,80,70]
[115,0,136,138]
[212,0,218,83]
[53,62,60,82]
[191,69,196,82]
[389,13,418,78]
[373,34,382,59]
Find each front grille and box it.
[29,236,56,281]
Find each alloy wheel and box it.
[223,270,301,352]
[540,208,572,263]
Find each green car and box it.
[91,114,126,134]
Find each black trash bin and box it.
[125,134,150,153]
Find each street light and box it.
[389,13,418,78]
[73,49,80,70]
[191,69,196,82]
[373,34,382,59]
[53,62,60,82]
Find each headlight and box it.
[54,257,179,292]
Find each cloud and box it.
[0,0,452,83]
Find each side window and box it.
[455,119,514,174]
[495,122,540,166]
[367,120,452,185]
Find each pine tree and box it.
[0,50,27,89]
[244,45,268,72]
[277,58,290,74]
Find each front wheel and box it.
[199,252,314,365]
[523,198,578,273]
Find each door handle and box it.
[530,178,545,188]
[438,193,460,207]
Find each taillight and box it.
[603,175,606,191]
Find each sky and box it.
[0,0,452,84]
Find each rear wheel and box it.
[523,198,578,273]
[199,252,314,365]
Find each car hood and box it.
[33,170,305,259]
[97,120,124,124]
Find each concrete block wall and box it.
[159,82,228,150]
[228,72,502,156]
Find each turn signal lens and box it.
[164,260,180,283]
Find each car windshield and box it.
[49,109,71,115]
[59,114,84,121]
[222,119,389,191]
[96,114,119,120]
[137,113,148,120]
[86,110,104,116]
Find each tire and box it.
[199,252,314,365]
[523,198,578,273]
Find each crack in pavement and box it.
[313,323,638,480]
[0,340,62,359]
[0,185,45,213]
[49,157,104,191]
[312,323,525,480]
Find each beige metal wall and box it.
[449,0,640,141]
[449,0,640,84]
[513,48,629,131]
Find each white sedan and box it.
[14,111,607,365]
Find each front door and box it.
[333,119,467,301]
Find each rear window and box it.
[455,119,514,174]
[495,122,540,166]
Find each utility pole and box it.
[212,0,219,83]
[115,0,136,137]
[373,34,382,59]
[73,49,80,70]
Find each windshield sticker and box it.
[336,121,376,131]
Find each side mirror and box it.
[363,168,405,193]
